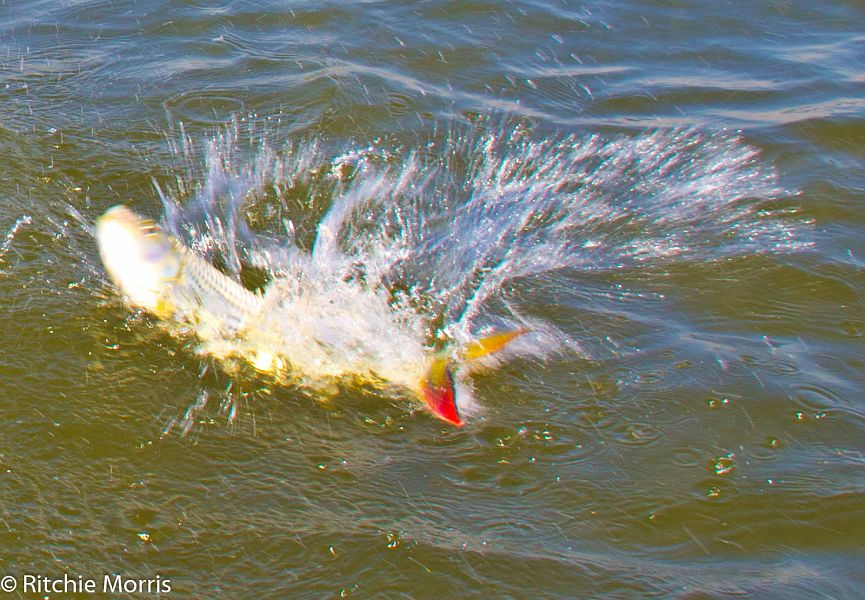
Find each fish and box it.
[96,205,524,425]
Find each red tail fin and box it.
[418,329,527,426]
[419,355,462,426]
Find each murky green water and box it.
[1,1,864,598]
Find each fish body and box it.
[97,205,522,425]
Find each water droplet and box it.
[386,532,401,549]
[712,453,735,475]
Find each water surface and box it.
[1,0,864,598]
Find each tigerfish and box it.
[96,205,523,425]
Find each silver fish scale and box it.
[171,241,265,335]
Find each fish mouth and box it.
[96,205,181,312]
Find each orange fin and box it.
[419,354,462,426]
[418,329,528,426]
[463,328,528,361]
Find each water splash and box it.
[0,215,32,276]
[150,118,807,423]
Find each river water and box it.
[1,1,863,598]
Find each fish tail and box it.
[419,353,462,426]
[419,329,528,426]
[463,328,528,361]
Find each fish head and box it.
[96,205,182,314]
